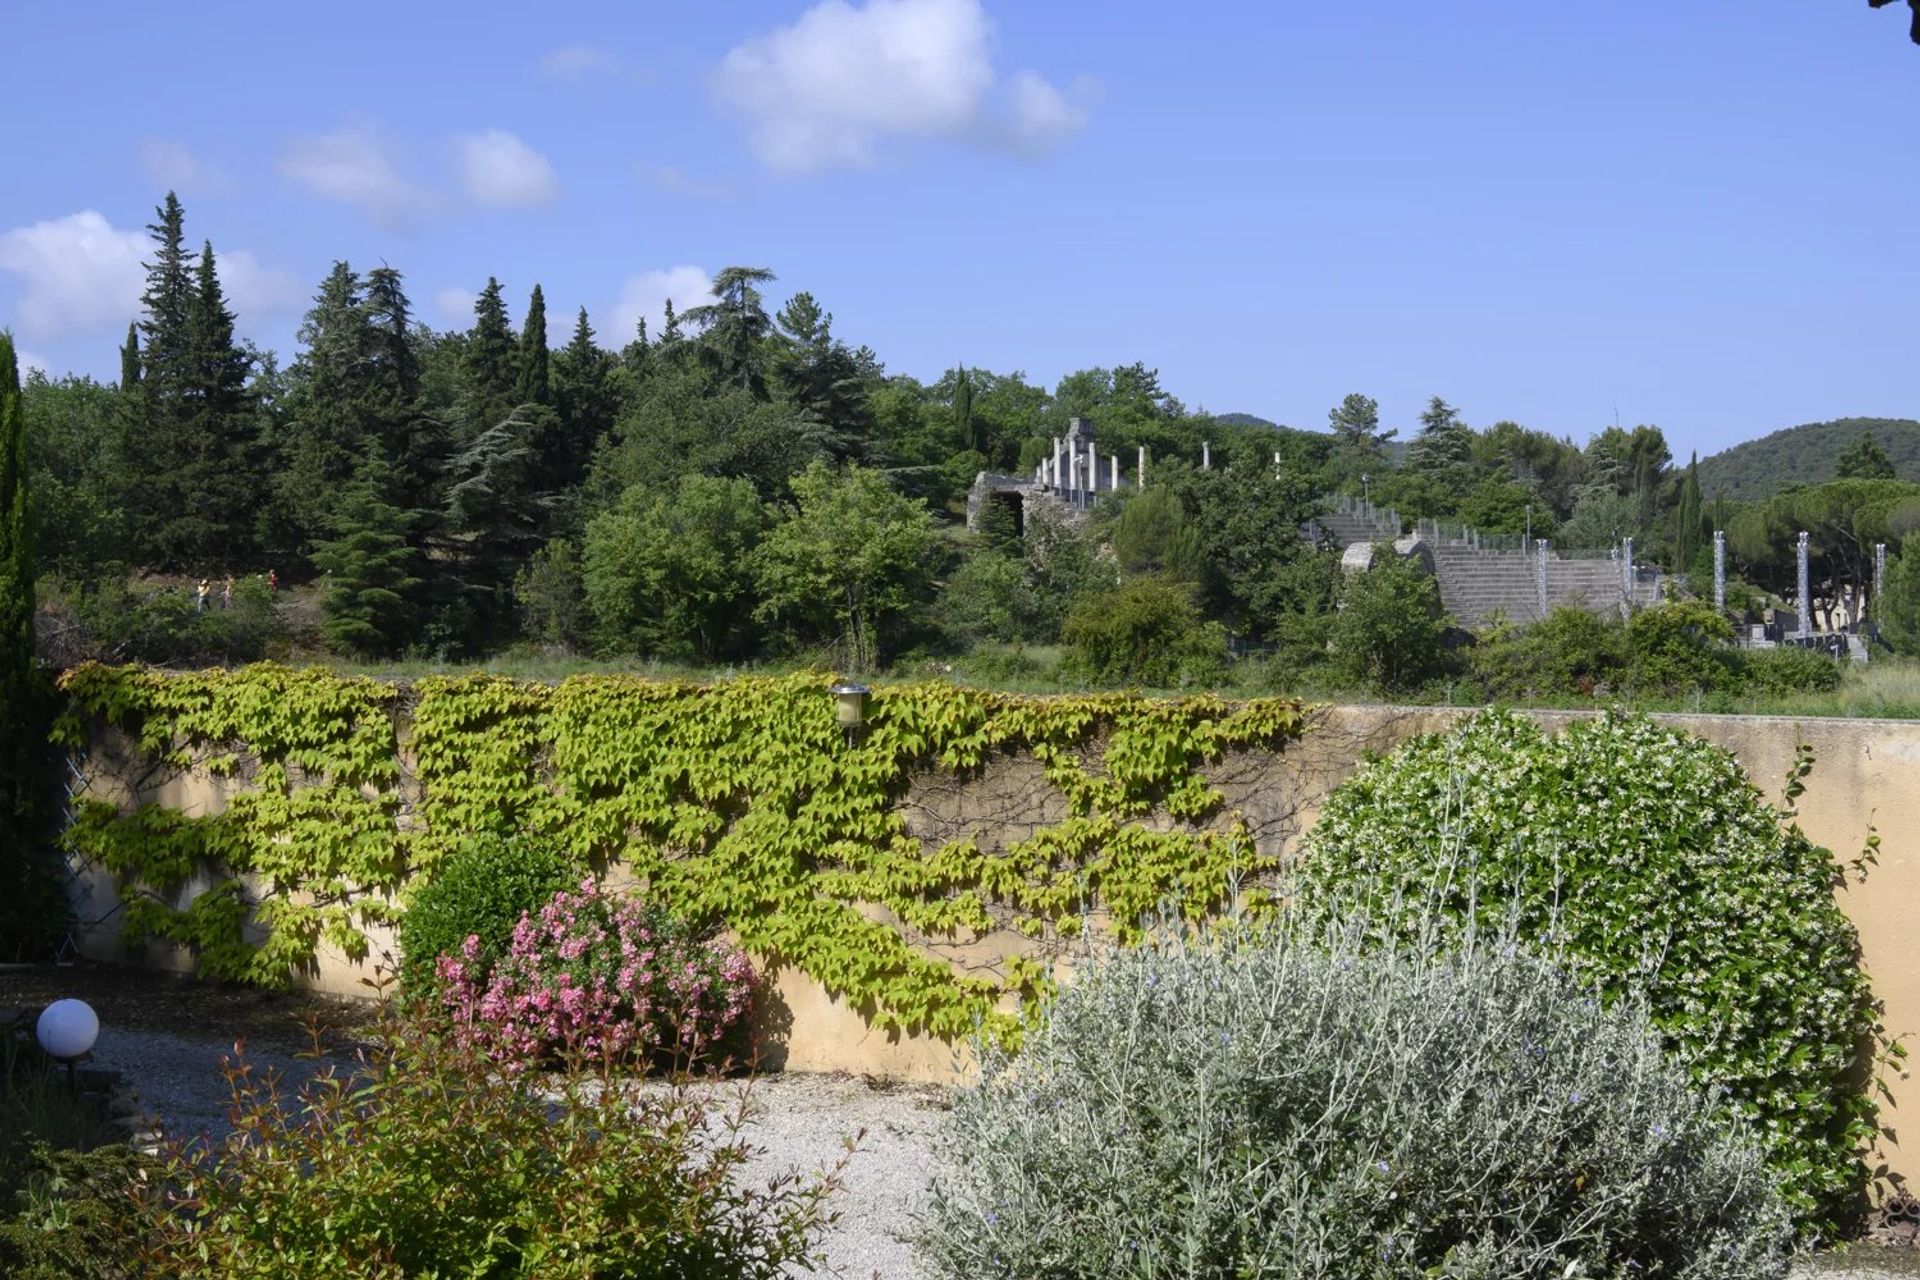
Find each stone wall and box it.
[62,705,1920,1183]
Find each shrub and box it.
[396,833,574,994]
[913,923,1792,1280]
[1060,576,1228,687]
[1736,644,1845,697]
[1627,599,1737,696]
[1326,549,1455,694]
[1293,710,1879,1234]
[139,998,838,1278]
[0,1144,150,1280]
[437,876,756,1070]
[1468,606,1627,699]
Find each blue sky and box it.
[1,0,1914,458]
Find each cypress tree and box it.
[954,365,980,456]
[118,322,141,391]
[0,333,50,959]
[516,283,551,407]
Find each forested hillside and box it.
[1696,418,1920,500]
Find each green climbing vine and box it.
[55,664,1308,1039]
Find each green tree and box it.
[772,291,871,461]
[515,283,552,407]
[684,266,776,395]
[20,374,131,581]
[753,462,939,669]
[1836,432,1897,480]
[1404,396,1474,499]
[513,538,588,652]
[1673,453,1706,571]
[310,454,422,657]
[463,277,518,428]
[0,334,49,959]
[551,307,619,493]
[583,476,770,660]
[1111,486,1203,581]
[587,365,828,504]
[1877,546,1920,655]
[1060,576,1228,687]
[1327,551,1454,693]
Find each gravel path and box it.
[73,1024,1920,1280]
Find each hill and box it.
[1696,417,1920,500]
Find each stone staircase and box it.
[1431,544,1661,630]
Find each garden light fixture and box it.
[829,682,870,738]
[36,998,98,1095]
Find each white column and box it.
[1797,531,1811,638]
[1067,437,1079,501]
[1051,437,1062,489]
[1138,446,1147,488]
[1202,441,1211,471]
[1109,455,1118,491]
[1713,531,1726,612]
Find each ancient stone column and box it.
[1713,530,1726,612]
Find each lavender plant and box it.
[913,921,1793,1280]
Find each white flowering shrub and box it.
[1294,710,1879,1236]
[913,924,1792,1280]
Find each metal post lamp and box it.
[828,682,870,743]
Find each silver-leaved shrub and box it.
[1293,709,1879,1236]
[914,924,1792,1280]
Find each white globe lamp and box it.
[36,998,99,1063]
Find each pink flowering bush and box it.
[437,876,756,1071]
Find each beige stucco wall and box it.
[66,705,1920,1182]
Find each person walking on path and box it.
[221,575,234,610]
[195,579,210,613]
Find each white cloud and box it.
[279,126,432,224]
[539,44,621,82]
[0,210,146,338]
[1001,70,1095,153]
[610,266,713,342]
[434,286,478,324]
[216,249,302,324]
[0,210,296,342]
[713,0,1089,172]
[140,138,227,194]
[454,130,560,208]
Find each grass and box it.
[0,1018,115,1162]
[202,642,1920,721]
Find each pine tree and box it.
[622,316,652,381]
[311,452,422,657]
[464,277,518,426]
[683,266,776,395]
[515,283,551,407]
[161,241,260,568]
[553,307,617,489]
[1836,433,1897,481]
[275,262,369,553]
[1406,396,1474,488]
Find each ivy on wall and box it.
[55,664,1307,1039]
